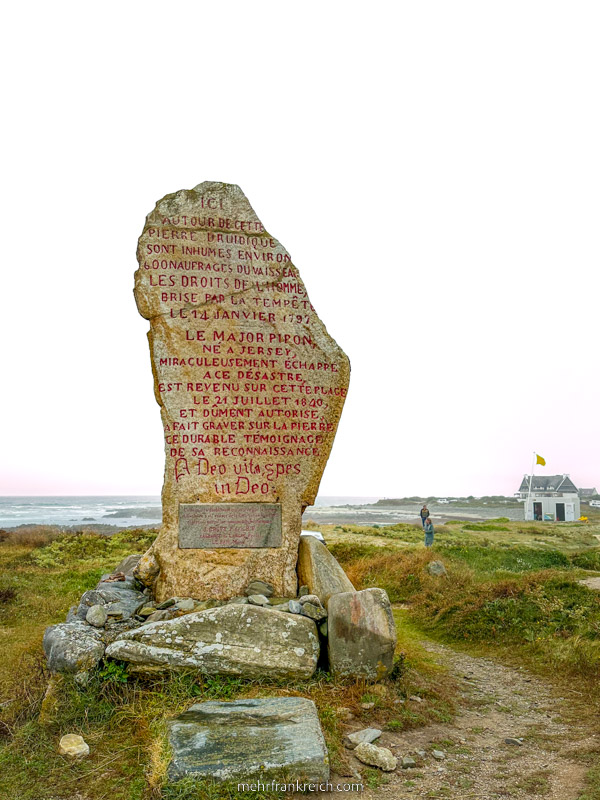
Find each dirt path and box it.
[298,641,598,799]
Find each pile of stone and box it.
[44,537,397,684]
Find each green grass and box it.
[3,517,600,798]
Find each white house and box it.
[517,474,581,522]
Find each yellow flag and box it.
[536,454,546,466]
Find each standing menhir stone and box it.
[134,183,350,600]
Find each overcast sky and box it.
[1,1,598,498]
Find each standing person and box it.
[420,503,430,528]
[424,517,435,547]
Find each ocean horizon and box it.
[0,495,384,529]
[0,494,527,529]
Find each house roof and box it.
[579,488,598,497]
[518,474,578,493]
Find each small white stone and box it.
[346,727,382,748]
[354,742,397,771]
[58,734,89,758]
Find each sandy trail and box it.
[296,641,597,799]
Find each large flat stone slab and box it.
[105,603,319,679]
[167,697,329,783]
[297,535,355,604]
[327,588,397,679]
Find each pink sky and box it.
[1,3,598,498]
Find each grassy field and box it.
[1,510,600,799]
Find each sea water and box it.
[0,495,525,529]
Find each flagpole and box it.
[526,451,535,520]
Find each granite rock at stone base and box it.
[112,554,143,577]
[174,597,195,612]
[301,602,327,622]
[298,594,322,607]
[297,536,355,605]
[76,586,145,622]
[167,697,329,783]
[133,182,350,602]
[247,594,270,606]
[43,621,105,674]
[105,604,319,679]
[133,551,160,587]
[327,588,397,679]
[245,580,274,598]
[345,728,382,749]
[427,561,447,577]
[58,734,89,758]
[85,605,108,628]
[144,609,179,623]
[354,742,397,771]
[96,575,139,591]
[288,599,302,614]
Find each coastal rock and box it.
[245,580,274,598]
[144,609,179,623]
[133,551,160,587]
[105,603,319,679]
[174,597,195,612]
[247,594,270,606]
[111,553,142,576]
[167,697,329,783]
[301,602,327,622]
[298,594,322,607]
[85,605,107,628]
[288,599,302,614]
[297,536,355,605]
[43,621,105,674]
[327,588,396,679]
[76,586,145,622]
[354,742,397,771]
[133,182,350,601]
[58,734,89,758]
[345,728,382,749]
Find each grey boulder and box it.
[43,621,105,674]
[105,603,319,679]
[345,727,382,748]
[167,697,329,783]
[76,585,145,622]
[247,594,270,606]
[327,588,397,679]
[297,535,355,604]
[301,603,327,622]
[86,605,108,628]
[245,579,274,598]
[111,553,143,576]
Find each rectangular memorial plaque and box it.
[178,503,282,549]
